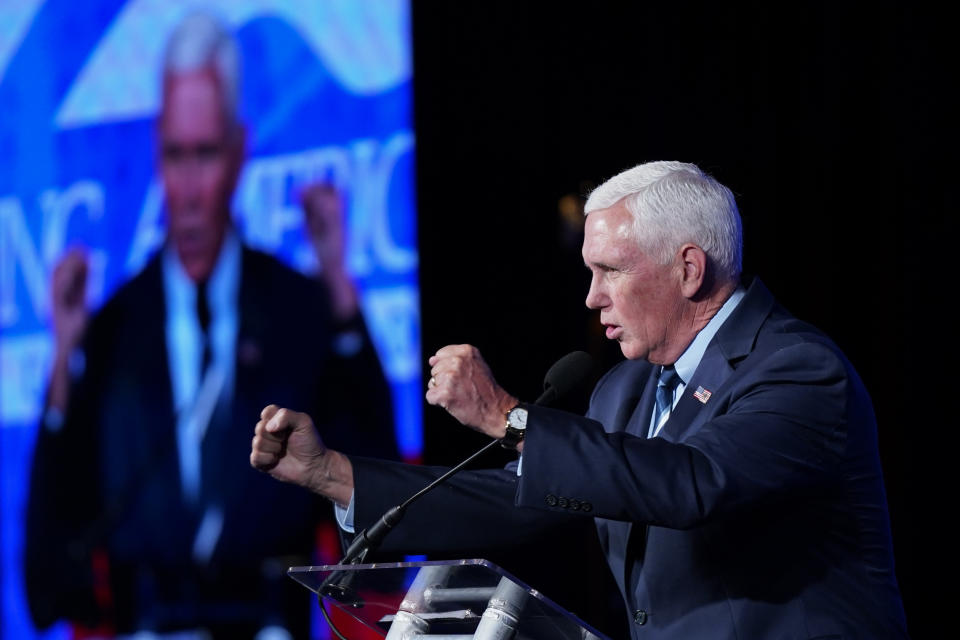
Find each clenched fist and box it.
[301,183,357,321]
[425,345,518,438]
[250,405,354,507]
[51,248,89,356]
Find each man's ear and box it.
[230,122,247,163]
[226,122,248,184]
[678,243,707,299]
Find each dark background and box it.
[411,3,947,638]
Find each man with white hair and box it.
[26,11,397,639]
[252,161,908,638]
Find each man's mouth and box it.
[605,325,622,340]
[174,228,211,255]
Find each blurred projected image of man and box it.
[25,11,398,639]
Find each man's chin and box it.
[618,340,647,361]
[178,252,216,283]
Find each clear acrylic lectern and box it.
[288,558,610,639]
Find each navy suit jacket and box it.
[26,245,398,635]
[351,278,907,639]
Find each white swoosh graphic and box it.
[55,0,411,129]
[0,0,45,84]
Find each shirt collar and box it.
[162,228,241,314]
[672,285,746,385]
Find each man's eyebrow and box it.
[584,260,616,272]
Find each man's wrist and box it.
[321,269,359,322]
[487,394,520,437]
[306,449,354,508]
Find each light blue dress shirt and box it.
[162,230,240,506]
[648,286,746,437]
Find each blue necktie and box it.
[196,280,212,376]
[650,365,681,438]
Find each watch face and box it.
[508,407,528,430]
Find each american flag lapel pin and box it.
[693,386,712,404]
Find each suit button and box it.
[633,609,648,625]
[569,499,581,511]
[557,496,569,508]
[580,501,593,513]
[545,494,558,507]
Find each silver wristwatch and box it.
[501,405,528,450]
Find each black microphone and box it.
[320,351,596,603]
[534,350,595,406]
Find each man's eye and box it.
[163,146,183,162]
[196,144,222,161]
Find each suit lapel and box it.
[235,247,265,414]
[110,254,184,542]
[623,371,659,437]
[658,347,733,443]
[140,255,177,460]
[205,246,258,511]
[658,277,776,444]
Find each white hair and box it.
[584,161,743,284]
[162,10,240,123]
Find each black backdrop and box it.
[411,3,947,637]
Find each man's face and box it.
[159,69,242,282]
[582,203,684,363]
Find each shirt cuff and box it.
[334,491,356,533]
[42,406,65,433]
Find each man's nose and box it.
[175,164,205,202]
[585,276,607,309]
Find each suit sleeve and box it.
[24,339,104,628]
[350,456,584,554]
[517,341,851,529]
[349,456,627,637]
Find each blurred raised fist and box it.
[301,183,346,275]
[51,248,89,356]
[300,183,357,321]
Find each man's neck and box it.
[689,280,738,333]
[657,280,739,365]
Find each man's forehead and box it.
[585,204,633,236]
[162,67,224,100]
[159,68,230,141]
[583,205,635,254]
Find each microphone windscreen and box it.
[539,351,596,405]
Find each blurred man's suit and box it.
[26,240,398,637]
[347,278,908,639]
